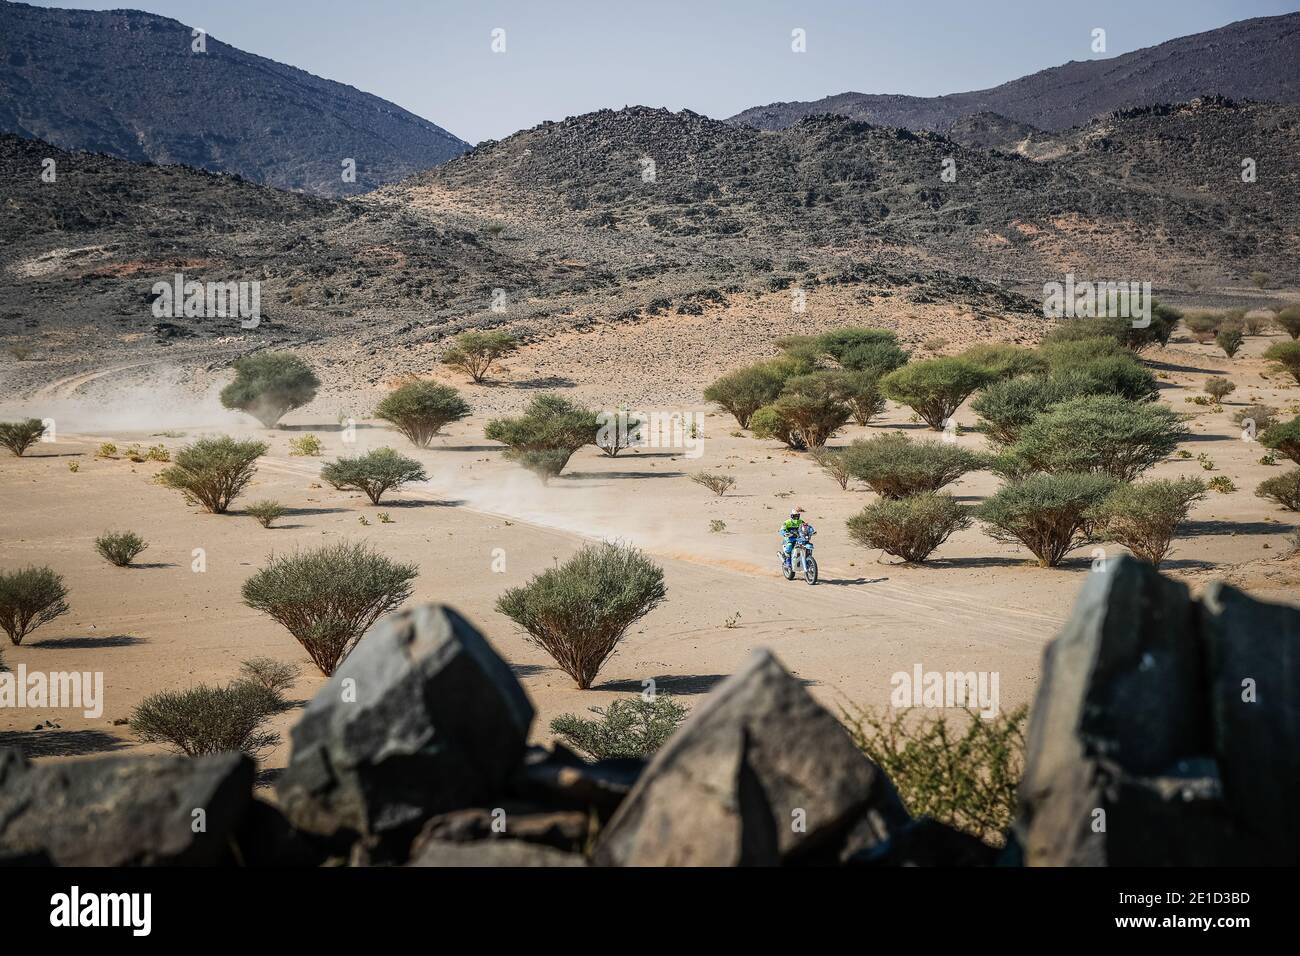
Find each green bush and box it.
[375,380,470,447]
[749,403,804,450]
[485,393,597,482]
[976,472,1117,567]
[129,680,285,757]
[158,436,267,514]
[1089,478,1206,567]
[846,493,970,563]
[1259,417,1300,464]
[809,446,851,489]
[321,448,427,505]
[1040,306,1177,353]
[595,409,644,457]
[703,359,804,428]
[94,531,148,567]
[441,330,519,383]
[0,418,46,457]
[690,472,735,496]
[1184,313,1221,343]
[219,352,319,427]
[1203,377,1235,403]
[238,657,300,695]
[496,542,666,689]
[972,375,1094,446]
[1256,469,1300,511]
[840,704,1027,845]
[0,566,70,645]
[879,357,991,430]
[1038,335,1128,370]
[245,499,286,528]
[288,434,322,457]
[1065,356,1159,402]
[550,695,688,760]
[958,343,1046,381]
[1264,341,1300,384]
[1275,306,1300,340]
[996,395,1184,481]
[242,541,418,675]
[756,374,853,448]
[1216,326,1244,358]
[839,433,984,499]
[832,336,909,377]
[816,369,888,425]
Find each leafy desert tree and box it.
[995,395,1184,482]
[1040,307,1176,353]
[879,357,992,430]
[485,393,598,482]
[840,433,984,499]
[1216,325,1245,359]
[440,330,519,383]
[245,500,287,528]
[1264,341,1300,384]
[0,566,70,645]
[1256,469,1300,512]
[496,542,666,689]
[703,358,804,428]
[129,680,285,757]
[807,369,888,426]
[1089,478,1206,567]
[1259,417,1300,463]
[159,436,267,514]
[1064,356,1159,402]
[972,375,1094,446]
[1203,377,1236,404]
[1038,335,1128,370]
[757,374,854,449]
[242,541,418,675]
[595,409,644,457]
[321,447,427,505]
[94,531,149,567]
[846,493,970,564]
[0,418,47,457]
[749,404,804,449]
[958,343,1046,381]
[1275,306,1300,340]
[549,695,688,759]
[374,380,471,447]
[219,352,320,427]
[238,657,300,695]
[810,446,852,490]
[975,472,1117,567]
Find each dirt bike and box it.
[781,530,818,585]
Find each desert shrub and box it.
[760,374,854,448]
[749,403,804,450]
[1089,478,1206,567]
[1265,340,1300,384]
[816,327,901,362]
[976,472,1117,567]
[1038,335,1128,370]
[242,541,418,675]
[690,472,735,496]
[996,395,1184,481]
[1203,377,1235,403]
[1275,306,1300,340]
[810,446,851,489]
[1208,476,1236,494]
[1256,470,1300,511]
[972,375,1094,446]
[840,433,984,499]
[321,447,427,505]
[1065,356,1159,402]
[245,499,286,528]
[846,493,970,563]
[441,330,519,383]
[958,343,1046,381]
[289,434,323,457]
[1041,309,1176,353]
[0,418,46,457]
[219,352,319,427]
[834,337,910,377]
[595,409,643,457]
[841,704,1027,845]
[159,436,267,514]
[145,444,170,462]
[816,369,888,425]
[1216,325,1244,358]
[96,441,118,458]
[0,566,70,645]
[94,531,148,567]
[375,380,470,447]
[879,357,991,430]
[549,695,688,760]
[485,393,597,481]
[703,359,804,428]
[129,680,285,757]
[1259,417,1300,464]
[1243,313,1268,335]
[239,657,300,695]
[1184,313,1221,343]
[496,542,666,689]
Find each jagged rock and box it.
[593,649,908,866]
[0,748,253,866]
[509,744,643,820]
[409,806,589,855]
[408,839,586,867]
[848,818,1001,867]
[276,604,534,856]
[232,798,336,868]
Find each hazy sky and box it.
[26,0,1300,142]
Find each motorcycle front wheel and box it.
[804,555,818,585]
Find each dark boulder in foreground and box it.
[276,604,534,857]
[593,649,909,866]
[0,748,253,866]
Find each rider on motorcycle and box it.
[780,507,815,570]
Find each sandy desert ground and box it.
[4,302,1300,786]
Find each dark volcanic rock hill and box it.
[0,1,469,196]
[729,13,1300,134]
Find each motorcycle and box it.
[780,529,818,585]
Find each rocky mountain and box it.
[0,1,469,196]
[729,13,1300,134]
